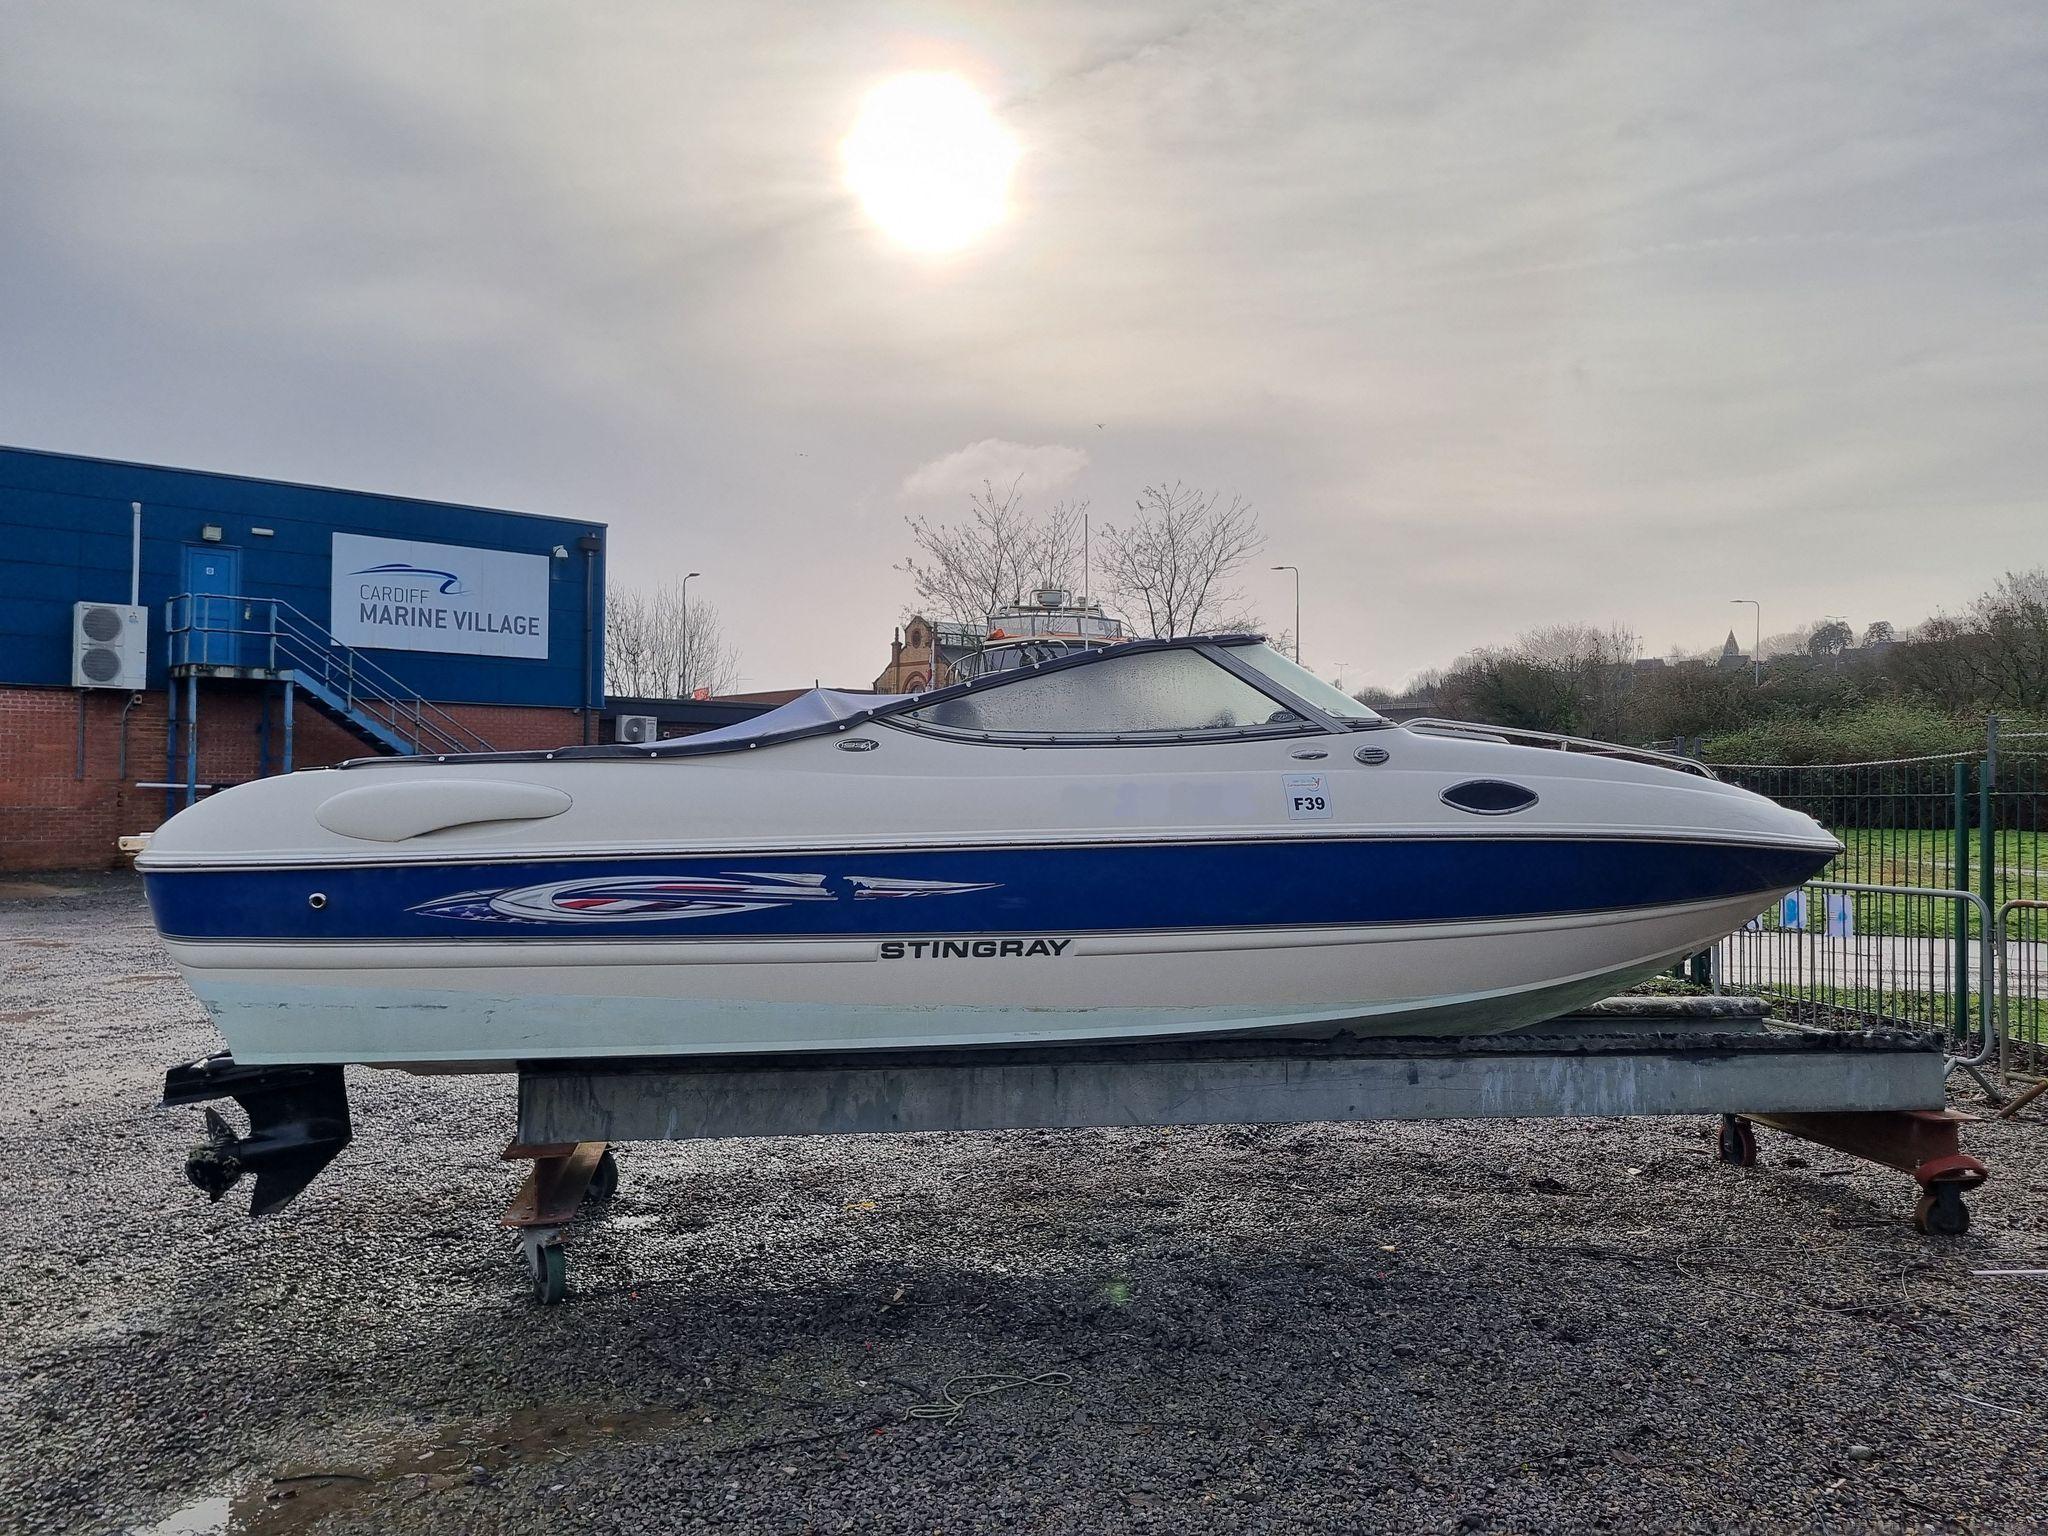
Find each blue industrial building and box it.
[0,445,608,867]
[1,445,606,711]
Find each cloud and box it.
[900,439,1090,500]
[1,2,2044,693]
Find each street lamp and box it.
[1271,565,1301,663]
[1731,598,1760,686]
[681,571,702,696]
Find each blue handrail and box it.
[165,593,495,757]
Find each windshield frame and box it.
[1217,642,1387,725]
[881,634,1357,748]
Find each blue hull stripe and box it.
[144,839,1832,943]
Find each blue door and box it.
[181,544,242,667]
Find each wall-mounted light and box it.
[250,526,275,537]
[200,524,224,543]
[551,544,570,559]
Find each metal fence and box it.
[1993,735,2048,1071]
[1710,730,2048,1076]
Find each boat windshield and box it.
[1226,643,1385,723]
[903,644,1307,738]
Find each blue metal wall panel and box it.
[0,446,607,707]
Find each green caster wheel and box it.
[528,1242,568,1305]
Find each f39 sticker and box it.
[1283,772,1331,820]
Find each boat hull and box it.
[157,882,1799,1066]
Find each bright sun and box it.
[842,74,1018,254]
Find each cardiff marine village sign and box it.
[331,532,549,659]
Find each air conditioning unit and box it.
[72,602,148,690]
[616,714,660,745]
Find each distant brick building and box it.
[873,616,983,693]
[875,593,1126,693]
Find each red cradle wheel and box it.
[1716,1115,1758,1168]
[1912,1183,1970,1237]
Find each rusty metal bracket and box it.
[501,1139,609,1229]
[1734,1109,1988,1190]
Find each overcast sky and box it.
[4,2,2044,691]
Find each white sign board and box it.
[331,533,549,658]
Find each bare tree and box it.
[1402,667,1445,698]
[605,581,741,698]
[1097,482,1264,638]
[1891,568,2048,714]
[1438,622,1641,738]
[1757,623,1817,660]
[898,479,1086,628]
[1631,662,1751,742]
[1517,622,1641,672]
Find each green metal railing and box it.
[1710,729,2048,1072]
[1999,899,2048,1079]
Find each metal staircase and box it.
[166,593,496,759]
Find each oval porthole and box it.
[1441,779,1538,815]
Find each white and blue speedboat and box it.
[138,636,1836,1069]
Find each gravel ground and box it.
[5,874,2048,1536]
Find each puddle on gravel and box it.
[131,1496,231,1535]
[129,1403,694,1534]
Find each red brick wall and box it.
[0,684,589,873]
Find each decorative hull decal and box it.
[409,872,1000,925]
[848,876,1002,900]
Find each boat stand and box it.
[503,997,1989,1305]
[499,1140,619,1303]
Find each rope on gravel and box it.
[906,1371,1073,1425]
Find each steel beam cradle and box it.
[163,1000,1991,1307]
[503,1000,1985,1304]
